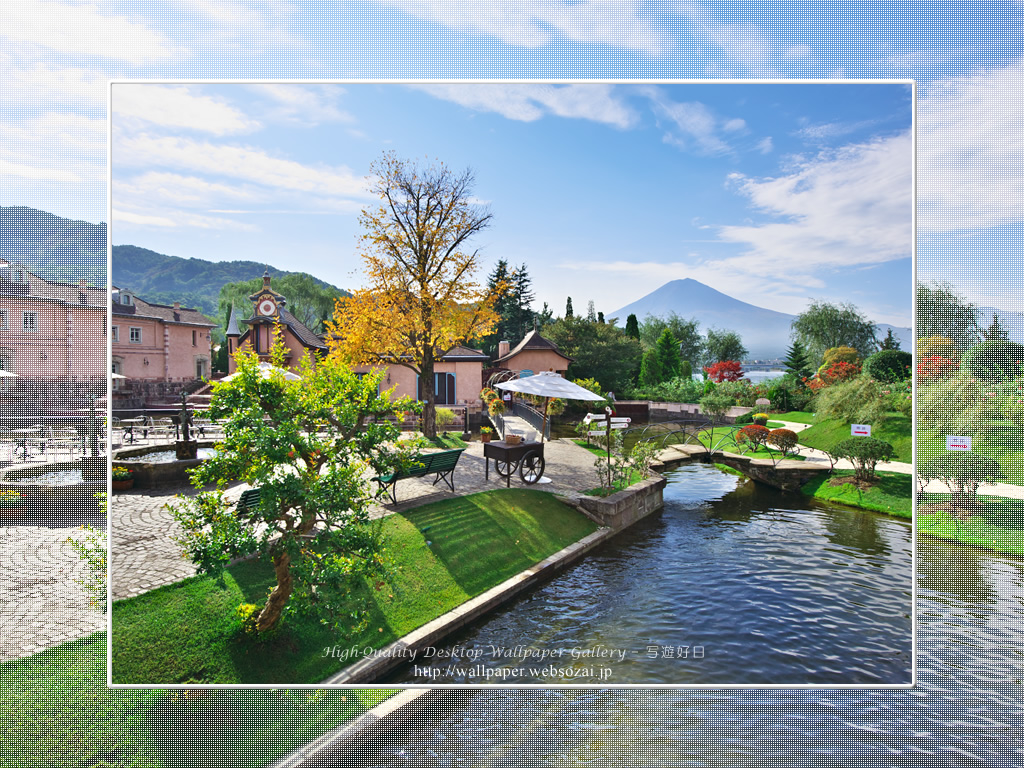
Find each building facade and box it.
[111,288,216,382]
[0,260,106,380]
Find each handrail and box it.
[511,402,550,441]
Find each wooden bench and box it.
[372,448,466,504]
[235,487,264,520]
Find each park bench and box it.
[372,448,466,504]
[235,487,265,520]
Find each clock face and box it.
[258,299,276,316]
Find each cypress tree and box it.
[639,348,663,387]
[656,328,682,380]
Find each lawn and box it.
[796,414,912,463]
[799,470,912,518]
[1,632,391,768]
[772,410,821,424]
[112,489,596,684]
[918,493,1024,554]
[572,439,645,493]
[918,420,1024,486]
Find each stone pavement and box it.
[0,519,107,662]
[109,438,604,602]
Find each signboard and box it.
[851,424,871,437]
[946,435,972,451]
[520,369,534,378]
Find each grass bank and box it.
[799,470,912,518]
[919,493,1024,554]
[796,414,911,463]
[112,489,596,684]
[1,632,390,768]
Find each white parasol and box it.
[111,372,127,379]
[495,371,605,441]
[220,361,301,382]
[0,370,18,378]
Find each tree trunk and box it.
[421,352,436,439]
[256,551,293,632]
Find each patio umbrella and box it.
[0,370,17,377]
[220,361,301,382]
[111,373,127,379]
[495,371,605,441]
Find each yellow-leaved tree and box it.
[328,152,500,438]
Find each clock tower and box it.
[249,269,285,319]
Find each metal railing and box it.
[511,401,550,441]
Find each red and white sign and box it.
[851,424,871,436]
[946,435,972,451]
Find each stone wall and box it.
[0,378,105,417]
[111,379,204,411]
[576,474,667,530]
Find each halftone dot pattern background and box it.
[4,2,1024,767]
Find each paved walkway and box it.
[109,438,603,602]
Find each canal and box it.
[383,463,913,686]
[338,465,1022,766]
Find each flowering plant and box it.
[112,466,133,481]
[0,489,23,508]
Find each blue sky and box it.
[110,81,912,325]
[4,1,1022,325]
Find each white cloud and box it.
[643,89,741,155]
[3,1,178,63]
[115,134,372,199]
[380,0,673,57]
[784,44,812,62]
[246,84,356,125]
[757,136,773,154]
[113,85,261,135]
[0,112,106,183]
[113,207,256,231]
[413,83,638,128]
[918,59,1024,232]
[717,131,912,273]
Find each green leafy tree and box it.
[545,315,641,393]
[879,328,902,350]
[782,339,813,380]
[171,341,418,633]
[982,313,1009,341]
[638,348,663,387]
[679,360,693,381]
[920,452,1004,516]
[864,349,912,382]
[625,313,640,339]
[961,339,1024,382]
[479,260,537,356]
[790,300,877,367]
[813,375,890,425]
[586,300,597,322]
[640,313,703,366]
[702,327,748,367]
[831,437,896,483]
[916,281,981,354]
[218,273,346,336]
[655,328,682,380]
[565,296,574,318]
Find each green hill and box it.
[0,206,106,285]
[112,244,348,318]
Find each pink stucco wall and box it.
[353,360,484,410]
[501,348,570,376]
[112,317,213,382]
[1,297,105,380]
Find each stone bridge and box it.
[653,443,831,492]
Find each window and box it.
[112,326,119,342]
[196,358,207,379]
[129,327,142,344]
[22,311,38,332]
[418,372,456,405]
[12,269,25,283]
[192,330,197,347]
[0,310,6,328]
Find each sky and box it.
[4,1,1022,334]
[109,81,913,326]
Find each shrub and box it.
[917,355,958,381]
[917,335,956,360]
[737,424,771,451]
[817,360,862,386]
[917,374,1002,436]
[704,360,745,382]
[919,452,1005,516]
[830,437,895,482]
[864,350,912,382]
[766,428,799,455]
[821,346,862,368]
[713,379,758,406]
[435,407,455,427]
[961,340,1024,382]
[813,375,890,425]
[112,465,133,481]
[734,411,753,425]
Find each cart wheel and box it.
[494,460,513,478]
[520,451,545,484]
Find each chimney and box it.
[78,279,88,288]
[173,301,181,311]
[498,340,510,358]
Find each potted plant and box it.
[112,465,134,491]
[480,426,493,443]
[0,489,25,516]
[751,412,769,426]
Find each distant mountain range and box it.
[611,278,912,361]
[0,206,105,285]
[111,244,347,319]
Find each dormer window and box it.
[121,292,133,305]
[12,269,25,283]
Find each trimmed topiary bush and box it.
[830,437,895,482]
[737,424,771,451]
[766,428,799,455]
[960,340,1024,382]
[920,452,1005,516]
[864,349,913,382]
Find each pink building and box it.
[492,325,573,378]
[0,260,105,380]
[111,287,216,382]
